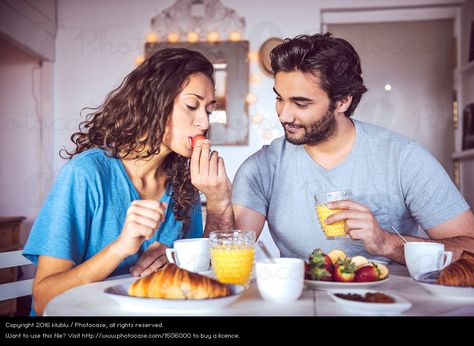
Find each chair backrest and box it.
[0,250,33,301]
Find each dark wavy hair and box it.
[61,48,215,233]
[270,32,367,117]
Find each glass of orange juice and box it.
[315,190,351,239]
[209,230,256,287]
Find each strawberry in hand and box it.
[191,134,207,149]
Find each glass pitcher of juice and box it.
[209,230,256,287]
[315,190,351,239]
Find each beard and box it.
[282,103,338,145]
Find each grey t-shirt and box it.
[232,119,470,260]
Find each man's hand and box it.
[114,200,167,258]
[190,139,232,207]
[130,241,169,277]
[324,200,389,255]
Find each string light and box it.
[135,55,145,65]
[250,73,262,85]
[262,130,274,141]
[187,32,199,43]
[167,32,180,43]
[248,51,259,61]
[252,113,263,124]
[145,32,158,43]
[246,93,257,105]
[207,32,219,43]
[229,32,241,41]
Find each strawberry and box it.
[310,266,333,281]
[304,261,312,280]
[354,264,379,282]
[191,134,207,149]
[308,249,334,281]
[333,257,356,282]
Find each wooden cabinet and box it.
[0,216,26,316]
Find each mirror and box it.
[145,41,249,145]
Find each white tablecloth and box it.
[44,264,474,316]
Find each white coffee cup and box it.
[165,238,210,273]
[404,242,452,278]
[255,258,304,303]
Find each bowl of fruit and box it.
[304,249,389,289]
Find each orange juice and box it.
[316,204,347,238]
[210,246,255,285]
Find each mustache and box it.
[281,122,304,128]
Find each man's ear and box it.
[335,96,353,114]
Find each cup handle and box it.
[442,251,453,269]
[165,248,178,265]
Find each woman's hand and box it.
[190,139,232,207]
[129,241,169,277]
[114,200,167,258]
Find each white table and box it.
[44,264,474,316]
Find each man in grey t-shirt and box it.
[217,33,474,264]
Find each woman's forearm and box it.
[33,241,126,315]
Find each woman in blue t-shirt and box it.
[23,48,231,315]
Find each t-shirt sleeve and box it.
[232,150,272,216]
[400,142,470,230]
[23,163,95,265]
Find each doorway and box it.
[328,19,454,176]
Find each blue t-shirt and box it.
[24,148,203,276]
[232,119,470,261]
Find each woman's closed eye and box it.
[186,104,198,111]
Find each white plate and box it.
[305,277,388,290]
[414,270,474,301]
[328,289,412,315]
[104,282,244,313]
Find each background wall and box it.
[330,19,454,175]
[0,0,56,244]
[0,0,470,256]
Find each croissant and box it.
[437,251,474,287]
[128,263,231,299]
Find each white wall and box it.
[0,0,56,247]
[52,0,466,173]
[330,20,455,175]
[51,0,468,257]
[0,38,54,244]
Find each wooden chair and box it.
[0,250,33,315]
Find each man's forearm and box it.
[203,200,235,236]
[381,233,474,264]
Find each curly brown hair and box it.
[61,48,215,235]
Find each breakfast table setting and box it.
[43,231,474,316]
